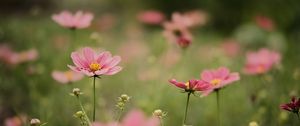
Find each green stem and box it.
[77,96,91,126]
[160,118,164,126]
[93,76,96,122]
[297,113,300,123]
[183,92,191,126]
[115,109,123,126]
[216,90,221,126]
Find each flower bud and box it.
[153,109,167,118]
[72,88,82,96]
[74,111,84,118]
[120,94,130,102]
[30,118,41,126]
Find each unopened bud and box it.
[30,118,41,126]
[72,88,82,96]
[74,111,84,118]
[153,109,167,118]
[120,94,130,102]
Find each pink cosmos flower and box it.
[280,96,300,114]
[52,70,83,84]
[92,109,159,126]
[255,15,274,31]
[52,10,94,29]
[68,47,122,77]
[169,79,211,92]
[200,67,240,96]
[244,48,281,75]
[137,10,165,25]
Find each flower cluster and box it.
[169,67,240,96]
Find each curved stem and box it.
[93,76,96,122]
[77,97,91,126]
[216,90,221,126]
[183,92,191,126]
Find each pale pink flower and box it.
[0,44,15,64]
[255,15,274,31]
[244,48,281,75]
[52,10,94,29]
[92,109,159,126]
[68,47,122,77]
[137,10,165,25]
[169,79,211,92]
[5,116,22,126]
[200,67,240,96]
[52,70,83,84]
[14,49,38,64]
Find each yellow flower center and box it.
[64,71,73,80]
[89,63,102,72]
[185,82,190,89]
[210,79,221,86]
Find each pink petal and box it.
[52,71,68,84]
[103,56,121,68]
[83,47,95,64]
[71,52,88,68]
[95,68,109,75]
[104,66,122,75]
[122,110,145,126]
[214,67,230,79]
[97,51,112,65]
[223,72,240,85]
[169,79,187,89]
[200,70,213,82]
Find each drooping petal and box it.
[169,79,187,89]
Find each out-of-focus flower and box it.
[255,15,274,31]
[52,10,94,29]
[169,79,211,93]
[200,67,240,96]
[221,39,241,57]
[163,19,192,48]
[68,47,122,77]
[182,10,208,27]
[0,44,38,65]
[5,116,22,126]
[137,10,165,25]
[244,48,281,75]
[52,70,83,84]
[280,96,300,114]
[93,109,159,126]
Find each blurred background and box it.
[1,0,300,126]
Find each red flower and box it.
[280,96,300,114]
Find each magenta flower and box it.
[68,47,122,77]
[200,67,240,96]
[137,10,165,25]
[280,96,300,114]
[52,10,94,29]
[52,70,83,84]
[169,79,211,93]
[92,109,159,126]
[244,48,281,75]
